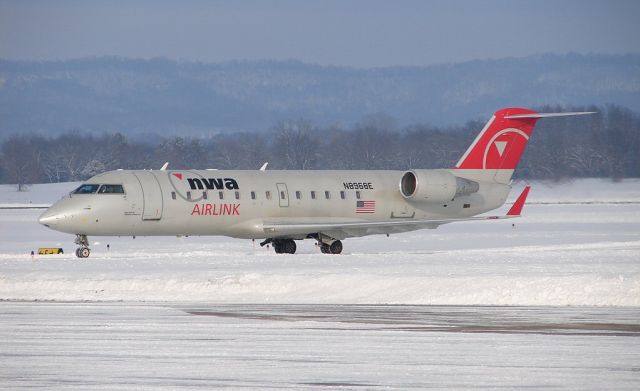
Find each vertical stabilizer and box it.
[454,108,594,183]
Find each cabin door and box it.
[276,183,289,207]
[133,171,163,220]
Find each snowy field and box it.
[0,179,639,305]
[1,302,639,390]
[1,179,639,389]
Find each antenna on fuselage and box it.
[259,162,269,171]
[160,162,169,171]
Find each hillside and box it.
[1,53,639,136]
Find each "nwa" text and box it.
[187,178,239,190]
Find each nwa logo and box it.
[172,173,239,190]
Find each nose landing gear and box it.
[74,234,91,258]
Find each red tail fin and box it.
[455,108,539,170]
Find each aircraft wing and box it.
[262,186,531,239]
[262,214,516,239]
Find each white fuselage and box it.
[38,107,591,257]
[39,169,510,240]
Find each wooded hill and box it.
[1,53,639,137]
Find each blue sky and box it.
[1,0,638,67]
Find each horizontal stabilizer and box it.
[507,185,531,216]
[505,112,595,119]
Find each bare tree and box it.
[271,119,318,169]
[0,136,45,190]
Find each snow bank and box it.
[2,270,638,306]
[0,182,78,205]
[511,178,640,203]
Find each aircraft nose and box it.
[38,210,62,227]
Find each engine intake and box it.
[400,170,479,203]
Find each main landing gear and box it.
[272,239,297,254]
[320,240,343,254]
[258,238,298,254]
[259,235,343,255]
[74,234,91,258]
[315,233,343,254]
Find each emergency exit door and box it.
[133,172,163,220]
[276,183,289,207]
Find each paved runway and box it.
[1,302,639,390]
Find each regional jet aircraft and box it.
[39,108,592,257]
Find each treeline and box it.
[1,105,638,188]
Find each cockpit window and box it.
[98,184,125,194]
[72,184,100,194]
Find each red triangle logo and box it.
[172,173,183,180]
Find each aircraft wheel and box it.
[283,240,296,254]
[329,240,343,254]
[320,244,330,254]
[273,242,283,254]
[76,247,90,258]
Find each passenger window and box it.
[325,191,330,199]
[251,191,256,200]
[266,191,272,200]
[356,191,361,199]
[280,191,286,200]
[219,191,224,200]
[187,191,191,200]
[203,192,207,200]
[73,184,100,194]
[98,184,125,194]
[311,191,316,200]
[340,191,346,199]
[295,191,301,200]
[171,192,176,200]
[235,191,240,200]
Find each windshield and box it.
[98,184,125,194]
[72,184,100,194]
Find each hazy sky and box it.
[1,0,638,67]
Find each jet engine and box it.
[399,169,479,203]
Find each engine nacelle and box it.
[399,169,479,203]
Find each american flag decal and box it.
[356,200,376,213]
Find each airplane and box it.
[38,107,593,258]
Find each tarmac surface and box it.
[2,302,639,390]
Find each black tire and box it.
[283,240,296,254]
[329,240,343,254]
[273,242,283,254]
[320,244,330,254]
[75,248,81,258]
[80,248,90,258]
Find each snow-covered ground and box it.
[1,179,639,390]
[0,182,78,208]
[1,302,638,390]
[0,179,639,305]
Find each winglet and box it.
[160,162,169,171]
[507,185,531,216]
